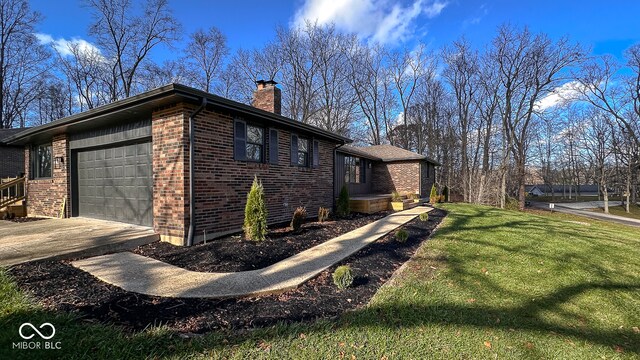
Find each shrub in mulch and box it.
[132,211,391,273]
[8,209,446,334]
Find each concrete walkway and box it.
[0,218,158,267]
[73,206,432,298]
[529,201,640,228]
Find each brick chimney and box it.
[252,80,281,115]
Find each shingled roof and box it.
[0,128,28,144]
[339,144,440,165]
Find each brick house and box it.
[0,128,27,178]
[4,82,438,246]
[335,144,439,198]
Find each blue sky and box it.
[31,0,640,62]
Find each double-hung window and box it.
[32,143,52,179]
[234,119,265,163]
[291,134,313,167]
[246,125,264,162]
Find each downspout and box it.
[187,97,207,246]
[333,143,345,211]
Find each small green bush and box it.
[337,184,350,217]
[429,184,438,204]
[332,265,354,290]
[318,207,330,223]
[244,176,268,241]
[391,190,403,202]
[290,206,307,233]
[395,228,409,243]
[419,212,429,222]
[505,196,520,211]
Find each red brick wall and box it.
[189,106,335,243]
[24,134,70,218]
[0,146,24,178]
[371,161,421,195]
[151,104,189,245]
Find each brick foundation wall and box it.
[152,104,189,245]
[188,106,335,243]
[25,134,70,218]
[0,146,24,178]
[371,161,421,195]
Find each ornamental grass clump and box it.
[318,207,330,223]
[290,206,307,233]
[391,190,403,202]
[243,176,268,241]
[395,228,409,243]
[332,265,354,290]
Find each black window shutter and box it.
[234,119,246,161]
[360,159,366,183]
[290,134,298,165]
[269,128,278,164]
[313,140,319,168]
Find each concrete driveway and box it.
[0,218,158,267]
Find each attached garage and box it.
[70,120,153,227]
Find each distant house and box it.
[336,144,439,198]
[5,82,439,246]
[526,184,612,197]
[0,128,28,178]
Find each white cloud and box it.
[292,0,448,44]
[535,81,584,111]
[423,1,447,18]
[35,33,102,58]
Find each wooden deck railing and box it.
[0,176,25,209]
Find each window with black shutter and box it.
[269,128,279,164]
[313,140,319,167]
[234,119,246,161]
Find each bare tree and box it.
[55,42,111,111]
[183,26,228,92]
[579,109,615,212]
[388,44,430,148]
[575,51,640,205]
[0,0,49,128]
[443,37,479,202]
[491,25,584,209]
[348,44,390,144]
[86,0,180,100]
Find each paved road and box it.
[529,201,640,228]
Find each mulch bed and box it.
[2,217,48,223]
[132,211,391,272]
[8,208,446,334]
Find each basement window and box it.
[31,143,52,179]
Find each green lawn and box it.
[1,204,639,359]
[601,205,640,220]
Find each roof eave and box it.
[6,83,352,145]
